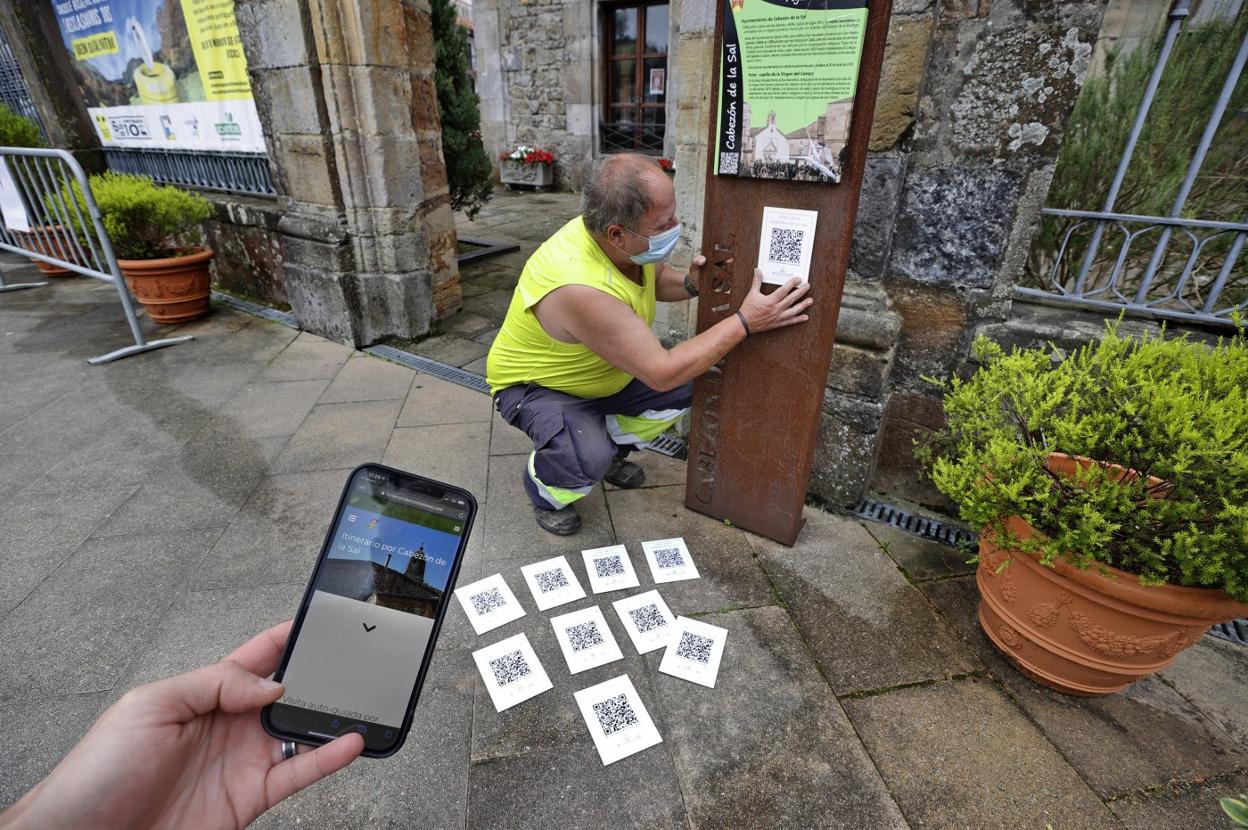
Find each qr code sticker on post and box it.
[675,631,715,665]
[487,650,532,686]
[719,152,740,175]
[592,693,639,736]
[594,555,625,579]
[767,228,804,265]
[566,620,605,653]
[629,603,668,634]
[470,587,507,616]
[653,547,684,570]
[534,568,569,593]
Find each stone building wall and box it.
[474,0,598,190]
[236,0,462,345]
[867,0,1105,506]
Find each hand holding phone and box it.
[0,622,363,830]
[263,464,477,757]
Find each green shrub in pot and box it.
[923,321,1248,602]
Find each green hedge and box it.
[0,104,43,149]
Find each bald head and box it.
[582,154,672,235]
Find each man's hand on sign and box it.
[738,269,812,334]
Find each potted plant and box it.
[923,323,1248,696]
[498,145,554,188]
[55,172,214,323]
[0,104,76,277]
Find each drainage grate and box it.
[1209,619,1248,647]
[212,292,297,327]
[365,344,491,395]
[854,497,978,550]
[647,433,688,460]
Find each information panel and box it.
[686,0,890,546]
[49,0,266,152]
[714,0,868,185]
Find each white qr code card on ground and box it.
[612,589,676,654]
[581,544,640,594]
[574,674,662,765]
[659,616,728,688]
[641,537,699,584]
[550,605,624,674]
[454,573,525,635]
[520,555,586,611]
[472,632,553,712]
[757,206,818,285]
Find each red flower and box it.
[657,157,674,171]
[523,149,554,165]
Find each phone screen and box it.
[266,465,473,755]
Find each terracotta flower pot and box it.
[21,226,76,276]
[117,247,214,324]
[977,454,1248,696]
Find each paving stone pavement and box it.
[405,190,582,367]
[1,265,1246,828]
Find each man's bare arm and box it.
[655,260,697,302]
[533,268,812,392]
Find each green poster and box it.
[715,0,868,184]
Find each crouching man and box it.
[486,154,812,535]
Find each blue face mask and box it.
[623,222,682,265]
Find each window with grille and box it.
[600,2,668,154]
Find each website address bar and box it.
[381,488,465,519]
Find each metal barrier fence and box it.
[0,147,192,363]
[103,147,275,198]
[1020,0,1248,328]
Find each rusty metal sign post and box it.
[684,0,894,545]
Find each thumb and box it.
[692,254,706,268]
[142,659,285,722]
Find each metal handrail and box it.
[0,146,193,363]
[1022,3,1248,329]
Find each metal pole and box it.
[6,156,60,258]
[1135,23,1248,304]
[1202,213,1248,315]
[51,149,148,348]
[1073,0,1191,295]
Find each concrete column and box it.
[0,1,103,169]
[473,0,509,165]
[237,0,460,346]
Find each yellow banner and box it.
[180,0,253,101]
[71,31,119,61]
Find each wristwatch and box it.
[683,272,699,298]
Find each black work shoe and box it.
[533,504,582,535]
[604,458,646,489]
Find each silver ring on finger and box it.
[280,740,298,760]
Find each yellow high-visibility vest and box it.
[487,216,656,399]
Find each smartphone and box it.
[262,463,477,758]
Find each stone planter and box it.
[118,247,214,324]
[976,454,1248,696]
[500,160,553,188]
